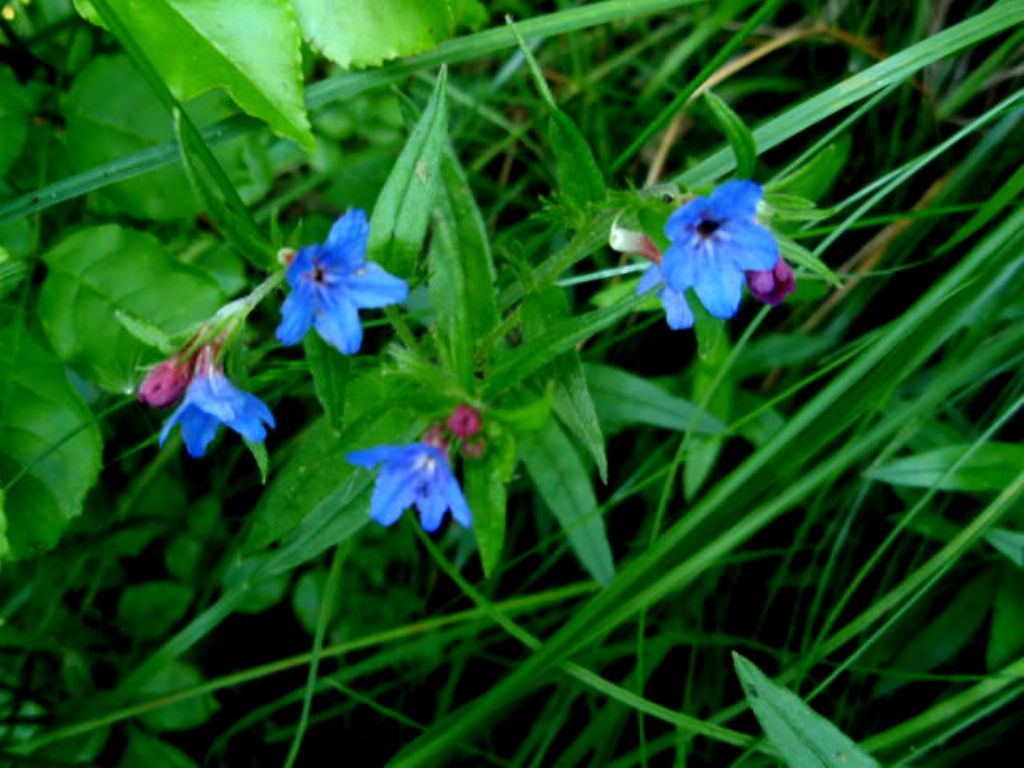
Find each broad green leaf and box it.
[120,730,198,768]
[115,310,179,356]
[39,225,224,392]
[117,582,194,640]
[304,334,349,434]
[733,653,879,768]
[0,66,30,176]
[865,443,1024,492]
[0,323,103,559]
[63,55,271,221]
[244,438,270,485]
[368,68,448,277]
[138,661,219,732]
[522,286,607,482]
[520,418,615,585]
[987,568,1024,670]
[78,0,313,150]
[428,148,500,390]
[583,363,723,435]
[703,90,756,179]
[767,137,851,201]
[464,429,517,578]
[484,291,646,399]
[294,0,453,69]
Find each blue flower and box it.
[659,180,778,320]
[159,369,275,458]
[347,442,472,532]
[636,263,695,330]
[277,209,409,355]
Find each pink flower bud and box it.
[138,359,191,408]
[447,404,482,439]
[423,423,449,452]
[461,438,486,459]
[747,258,795,306]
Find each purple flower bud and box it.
[746,258,795,306]
[138,359,192,408]
[447,405,482,440]
[423,424,449,452]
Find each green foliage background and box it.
[0,0,1022,765]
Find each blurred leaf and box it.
[138,661,219,732]
[874,574,995,696]
[0,323,103,560]
[220,554,290,614]
[294,0,453,68]
[78,0,313,150]
[865,443,1024,492]
[986,527,1024,567]
[0,489,8,566]
[0,66,30,176]
[520,418,615,585]
[117,582,194,640]
[368,68,448,277]
[464,428,517,577]
[584,363,722,436]
[987,567,1024,670]
[429,148,499,390]
[939,161,1024,255]
[522,286,607,482]
[733,653,879,768]
[703,90,756,179]
[685,331,733,499]
[63,55,271,220]
[115,310,179,356]
[39,225,224,392]
[120,730,197,768]
[767,137,851,201]
[304,334,349,434]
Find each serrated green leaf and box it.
[304,334,348,434]
[865,443,1024,492]
[464,429,516,578]
[80,0,312,150]
[703,90,756,179]
[733,653,879,768]
[0,323,103,559]
[428,147,499,390]
[520,418,614,585]
[368,68,448,277]
[0,66,30,176]
[39,225,224,392]
[295,0,453,69]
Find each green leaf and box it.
[63,55,271,221]
[865,443,1024,492]
[120,730,198,768]
[987,568,1024,670]
[767,137,851,201]
[522,286,607,483]
[0,66,30,176]
[685,331,734,500]
[368,68,449,277]
[115,310,178,356]
[294,0,453,69]
[519,418,615,585]
[703,90,757,179]
[778,235,841,287]
[584,363,723,436]
[733,653,879,768]
[304,334,349,434]
[428,147,500,390]
[220,554,291,614]
[117,582,194,640]
[464,429,516,578]
[39,225,224,392]
[244,439,270,485]
[79,0,313,150]
[0,488,8,567]
[484,291,647,399]
[138,661,219,732]
[986,527,1024,568]
[0,323,103,559]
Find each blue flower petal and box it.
[315,296,363,355]
[285,246,317,288]
[348,445,412,468]
[444,471,473,528]
[717,221,778,272]
[159,401,187,447]
[661,239,699,292]
[665,197,712,240]
[636,264,663,294]
[322,209,369,269]
[692,260,746,319]
[227,391,276,443]
[709,179,762,221]
[417,471,450,533]
[276,283,317,346]
[346,263,409,309]
[179,405,220,458]
[371,462,420,527]
[659,286,695,329]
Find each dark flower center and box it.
[697,218,721,238]
[312,267,325,283]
